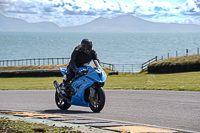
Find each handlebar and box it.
[80,67,89,75]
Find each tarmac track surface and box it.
[0,89,199,132]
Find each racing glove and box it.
[74,69,81,75]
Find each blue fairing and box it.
[69,76,93,107]
[59,63,107,107]
[59,67,67,76]
[83,66,107,83]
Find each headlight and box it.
[102,70,107,77]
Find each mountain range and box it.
[1,14,200,32]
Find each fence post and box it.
[155,56,157,62]
[176,51,178,57]
[186,49,188,56]
[43,58,45,65]
[168,53,169,59]
[132,64,133,73]
[198,48,199,55]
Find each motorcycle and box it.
[53,60,107,112]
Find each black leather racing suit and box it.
[64,45,101,84]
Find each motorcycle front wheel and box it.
[89,87,105,112]
[55,91,71,110]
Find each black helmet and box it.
[81,39,93,54]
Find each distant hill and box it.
[0,14,61,32]
[1,14,200,32]
[64,15,200,32]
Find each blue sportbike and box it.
[53,60,106,112]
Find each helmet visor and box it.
[82,44,92,54]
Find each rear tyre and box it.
[89,87,105,112]
[55,91,71,110]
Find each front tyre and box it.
[89,87,105,112]
[55,91,71,110]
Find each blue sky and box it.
[0,0,199,27]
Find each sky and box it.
[0,0,200,27]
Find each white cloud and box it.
[0,0,200,26]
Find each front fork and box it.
[89,86,96,99]
[89,86,98,106]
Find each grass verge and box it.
[105,71,200,91]
[0,118,80,133]
[148,55,200,73]
[0,71,200,91]
[0,65,68,72]
[151,54,200,66]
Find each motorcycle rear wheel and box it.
[89,87,105,112]
[55,91,71,110]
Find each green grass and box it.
[0,118,80,133]
[1,56,199,91]
[0,71,200,91]
[150,54,200,67]
[105,72,200,91]
[0,77,63,90]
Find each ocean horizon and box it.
[0,32,200,72]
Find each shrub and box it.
[148,55,200,73]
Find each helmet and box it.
[81,39,93,54]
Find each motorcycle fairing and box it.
[68,76,93,107]
[58,65,107,107]
[59,67,67,76]
[94,66,107,83]
[59,66,107,83]
[83,65,107,83]
[68,67,99,107]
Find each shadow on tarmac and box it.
[39,109,95,114]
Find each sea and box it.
[0,32,200,72]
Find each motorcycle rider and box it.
[61,38,101,89]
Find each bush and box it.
[148,55,200,73]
